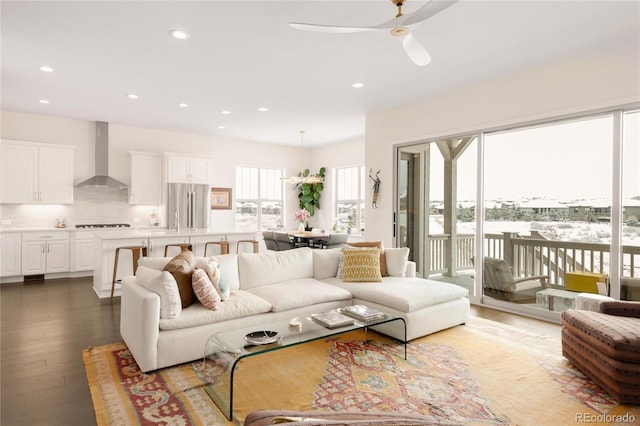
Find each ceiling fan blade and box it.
[289,22,377,34]
[401,33,431,66]
[401,0,459,27]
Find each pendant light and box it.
[283,130,324,184]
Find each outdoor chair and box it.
[482,257,550,303]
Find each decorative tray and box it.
[244,331,281,345]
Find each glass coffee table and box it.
[203,309,406,420]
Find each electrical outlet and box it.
[1,219,12,225]
[133,217,140,223]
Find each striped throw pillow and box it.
[192,268,221,310]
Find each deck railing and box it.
[426,232,640,284]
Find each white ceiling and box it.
[2,1,638,146]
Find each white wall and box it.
[364,47,640,246]
[0,111,313,230]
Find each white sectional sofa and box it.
[120,247,470,372]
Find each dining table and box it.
[288,230,329,248]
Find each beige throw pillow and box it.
[342,247,382,282]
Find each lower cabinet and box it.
[72,233,98,272]
[0,233,22,277]
[21,232,69,275]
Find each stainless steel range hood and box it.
[75,121,128,189]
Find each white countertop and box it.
[0,227,253,239]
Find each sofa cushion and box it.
[347,241,387,277]
[192,268,221,310]
[323,277,469,313]
[384,247,410,277]
[212,253,240,292]
[163,249,196,308]
[238,247,314,290]
[159,290,272,330]
[312,247,342,280]
[135,266,182,319]
[246,278,352,312]
[342,247,382,283]
[139,256,172,270]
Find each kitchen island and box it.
[92,229,258,299]
[0,227,258,296]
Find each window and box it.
[235,166,284,231]
[334,165,365,234]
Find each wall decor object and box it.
[370,169,381,208]
[210,187,232,210]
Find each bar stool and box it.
[236,240,260,254]
[204,241,229,256]
[164,243,193,257]
[111,245,148,302]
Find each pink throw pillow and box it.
[192,268,221,310]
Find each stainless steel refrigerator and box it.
[167,183,210,231]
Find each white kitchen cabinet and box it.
[129,151,163,205]
[166,154,212,184]
[0,232,22,277]
[72,232,98,272]
[21,232,70,275]
[1,141,74,204]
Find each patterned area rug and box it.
[314,339,507,424]
[83,317,640,425]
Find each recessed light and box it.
[39,99,50,104]
[170,29,189,39]
[40,66,54,73]
[178,103,188,108]
[257,107,269,112]
[127,94,138,99]
[221,110,231,115]
[217,126,226,130]
[352,82,364,88]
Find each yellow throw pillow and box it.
[163,249,196,308]
[342,247,382,283]
[347,241,388,277]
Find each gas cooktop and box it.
[75,224,131,229]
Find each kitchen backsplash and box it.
[0,187,160,228]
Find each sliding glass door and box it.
[396,136,477,296]
[395,106,640,317]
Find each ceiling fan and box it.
[289,0,458,66]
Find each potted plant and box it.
[295,167,326,218]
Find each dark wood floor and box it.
[0,276,561,426]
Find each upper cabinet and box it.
[1,141,74,204]
[129,151,163,205]
[166,154,212,184]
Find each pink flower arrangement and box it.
[294,209,310,223]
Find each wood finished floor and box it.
[1,276,561,426]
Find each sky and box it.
[429,110,640,202]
